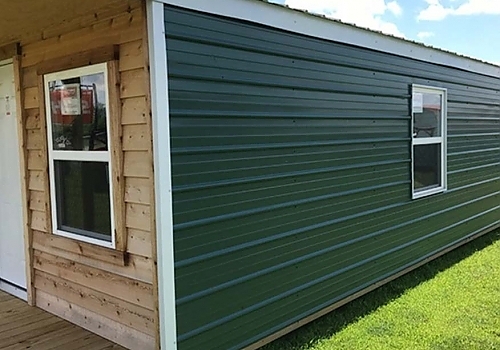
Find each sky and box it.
[270,0,500,65]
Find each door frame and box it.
[0,55,32,303]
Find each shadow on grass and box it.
[261,229,500,350]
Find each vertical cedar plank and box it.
[14,54,35,305]
[108,60,127,252]
[141,1,160,348]
[36,75,52,234]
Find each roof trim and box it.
[157,0,500,78]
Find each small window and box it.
[45,63,115,247]
[411,85,447,199]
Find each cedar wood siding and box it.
[16,1,158,348]
[165,5,500,350]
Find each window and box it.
[45,63,115,247]
[411,85,447,199]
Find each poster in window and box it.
[60,83,81,116]
[412,92,423,113]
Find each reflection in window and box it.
[55,161,111,241]
[48,73,108,151]
[414,93,442,138]
[414,144,441,191]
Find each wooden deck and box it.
[0,290,126,350]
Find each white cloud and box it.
[284,0,405,37]
[418,0,500,21]
[417,0,451,20]
[455,0,500,15]
[387,1,403,16]
[417,31,435,39]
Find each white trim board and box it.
[0,280,27,301]
[157,0,500,78]
[147,1,178,349]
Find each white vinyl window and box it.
[44,63,115,248]
[411,85,447,199]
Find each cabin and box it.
[0,0,499,349]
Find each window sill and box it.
[35,231,128,267]
[412,186,446,200]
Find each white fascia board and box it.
[147,1,178,349]
[157,0,500,78]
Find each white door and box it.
[0,61,26,299]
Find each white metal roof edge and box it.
[156,0,500,79]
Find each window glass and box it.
[413,93,442,138]
[414,144,441,191]
[48,73,108,151]
[54,160,111,241]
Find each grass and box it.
[263,230,500,350]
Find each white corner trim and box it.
[157,0,500,78]
[147,1,178,349]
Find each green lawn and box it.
[264,230,500,350]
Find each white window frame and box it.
[44,63,116,248]
[411,84,447,199]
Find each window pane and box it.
[54,160,111,241]
[48,73,108,151]
[413,93,442,138]
[414,144,442,192]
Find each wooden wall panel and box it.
[15,1,159,348]
[127,228,153,258]
[124,151,152,178]
[28,171,44,191]
[120,41,144,72]
[36,291,155,350]
[122,97,148,125]
[121,69,148,98]
[123,124,152,151]
[35,270,155,335]
[34,251,154,310]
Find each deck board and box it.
[0,290,126,350]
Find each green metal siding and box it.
[165,6,500,350]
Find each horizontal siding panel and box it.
[122,97,148,125]
[31,210,47,231]
[29,190,46,212]
[120,69,147,99]
[125,177,151,205]
[25,110,41,130]
[127,228,152,258]
[123,124,151,151]
[28,170,45,191]
[34,270,155,335]
[33,238,154,284]
[166,10,500,90]
[26,129,43,150]
[125,203,151,231]
[119,40,144,72]
[124,151,151,178]
[165,6,500,350]
[33,250,154,310]
[27,150,45,170]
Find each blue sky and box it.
[270,0,500,65]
